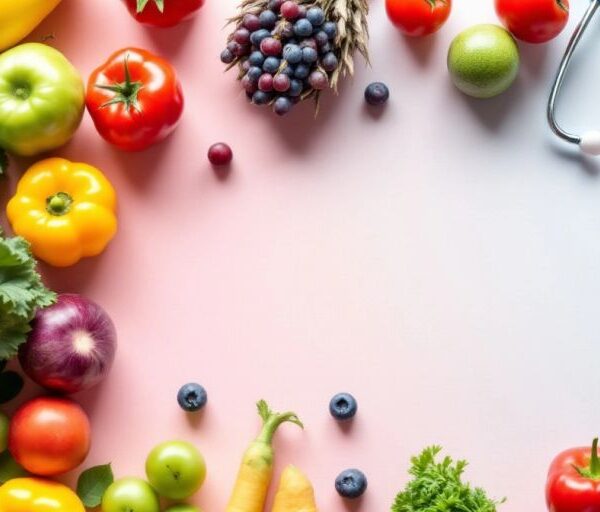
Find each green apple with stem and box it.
[145,440,206,500]
[101,477,160,512]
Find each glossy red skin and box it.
[86,48,184,152]
[124,0,205,28]
[547,446,600,512]
[495,0,569,44]
[9,397,91,476]
[386,0,451,37]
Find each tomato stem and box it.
[46,192,73,216]
[95,54,143,112]
[136,0,164,13]
[575,438,600,479]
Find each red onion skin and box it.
[19,293,117,394]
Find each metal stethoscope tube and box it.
[548,0,600,154]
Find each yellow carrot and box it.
[226,400,303,512]
[272,465,318,512]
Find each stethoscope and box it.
[548,0,600,155]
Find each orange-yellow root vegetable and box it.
[226,400,303,512]
[272,465,318,512]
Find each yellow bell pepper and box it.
[7,158,118,267]
[0,0,62,52]
[0,478,85,512]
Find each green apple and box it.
[101,477,160,512]
[165,506,202,512]
[448,24,519,99]
[145,440,206,500]
[0,412,9,452]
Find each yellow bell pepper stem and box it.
[0,477,85,512]
[0,0,62,52]
[7,158,118,268]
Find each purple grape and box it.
[299,38,317,51]
[250,28,271,46]
[302,47,318,63]
[252,90,273,105]
[294,63,310,79]
[364,82,389,106]
[281,1,301,20]
[297,5,307,17]
[320,42,332,54]
[314,30,329,47]
[280,65,295,77]
[322,21,337,39]
[259,10,278,29]
[227,40,240,53]
[288,79,303,97]
[235,44,251,57]
[294,18,313,37]
[249,51,265,67]
[263,56,281,73]
[273,73,291,92]
[306,7,325,26]
[234,28,251,44]
[321,52,338,72]
[242,59,251,71]
[260,37,283,56]
[268,0,283,11]
[273,96,293,115]
[247,66,263,82]
[243,14,261,32]
[308,70,328,90]
[283,44,302,64]
[258,73,274,91]
[242,75,258,93]
[220,49,235,64]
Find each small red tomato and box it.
[495,0,569,43]
[386,0,452,37]
[124,0,205,28]
[9,397,91,476]
[86,48,184,152]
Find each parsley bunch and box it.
[0,231,56,360]
[392,446,504,512]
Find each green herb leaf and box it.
[77,464,114,508]
[0,451,29,484]
[392,446,504,512]
[0,149,7,178]
[0,371,24,404]
[0,233,56,360]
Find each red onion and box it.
[19,293,117,394]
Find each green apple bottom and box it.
[448,24,520,99]
[102,440,206,512]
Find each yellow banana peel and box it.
[0,0,62,52]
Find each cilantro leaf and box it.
[0,232,55,360]
[77,464,114,508]
[392,446,504,512]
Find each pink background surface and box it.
[4,0,600,511]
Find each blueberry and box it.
[314,30,329,47]
[320,42,332,54]
[177,383,207,412]
[250,28,271,46]
[247,66,263,82]
[263,56,281,74]
[294,18,313,37]
[306,7,325,26]
[273,96,293,116]
[268,0,283,11]
[249,51,265,67]
[364,82,390,106]
[329,392,357,420]
[323,21,337,40]
[259,10,278,29]
[220,49,235,64]
[302,47,318,63]
[335,469,367,499]
[252,90,273,105]
[288,78,303,97]
[294,63,310,79]
[280,65,295,77]
[283,44,303,64]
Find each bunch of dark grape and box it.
[221,0,338,116]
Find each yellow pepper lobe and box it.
[0,477,85,512]
[0,0,62,52]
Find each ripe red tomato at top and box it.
[386,0,452,37]
[495,0,569,44]
[86,47,184,152]
[124,0,205,28]
[9,397,91,476]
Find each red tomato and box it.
[386,0,452,37]
[495,0,569,43]
[124,0,204,28]
[9,397,91,476]
[86,48,184,152]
